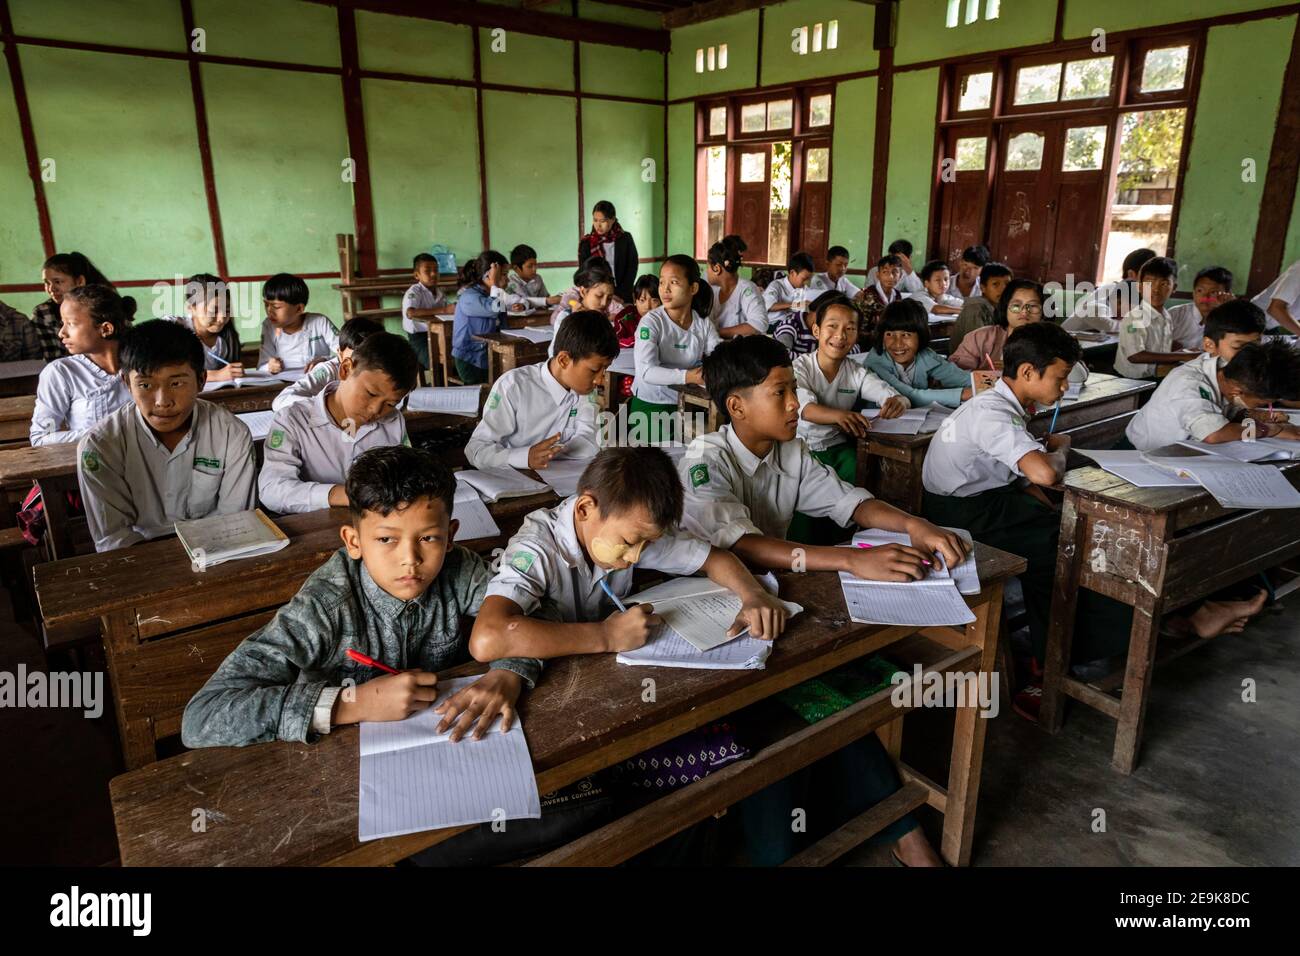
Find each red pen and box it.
[984,352,996,371]
[347,648,400,674]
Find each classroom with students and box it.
[1,0,1299,880]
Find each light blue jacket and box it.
[860,348,968,408]
[452,283,501,368]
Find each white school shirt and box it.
[1062,280,1131,333]
[30,353,131,446]
[762,276,815,326]
[1125,351,1230,451]
[507,273,549,300]
[867,266,924,296]
[710,278,769,333]
[401,282,448,334]
[464,360,601,470]
[631,306,722,406]
[905,290,964,316]
[271,358,340,412]
[793,351,908,452]
[1251,258,1300,321]
[485,495,710,622]
[678,425,872,548]
[921,378,1045,497]
[258,313,338,370]
[77,400,256,552]
[946,274,981,301]
[812,273,863,299]
[258,380,408,514]
[1167,301,1206,350]
[1115,300,1173,379]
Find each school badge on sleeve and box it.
[81,451,100,473]
[639,327,650,340]
[689,463,710,487]
[268,429,286,450]
[510,550,536,573]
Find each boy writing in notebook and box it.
[259,331,419,515]
[1126,302,1300,450]
[465,310,617,472]
[77,320,256,553]
[402,253,454,370]
[920,323,1264,717]
[183,446,540,747]
[259,273,339,374]
[271,316,384,412]
[469,446,789,662]
[677,334,967,578]
[1167,266,1235,350]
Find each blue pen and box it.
[1048,400,1061,434]
[204,346,231,367]
[598,577,628,613]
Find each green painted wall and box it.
[1174,17,1294,287]
[666,103,696,255]
[479,28,574,92]
[355,11,475,80]
[760,0,879,85]
[192,0,341,68]
[1062,0,1289,39]
[827,76,877,265]
[0,59,47,291]
[667,12,760,100]
[9,0,184,52]
[22,47,215,282]
[883,68,940,263]
[582,42,664,100]
[895,0,1054,66]
[581,99,665,256]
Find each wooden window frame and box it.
[1126,33,1199,105]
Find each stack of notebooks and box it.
[837,528,979,627]
[616,573,802,670]
[1079,443,1300,509]
[175,509,290,569]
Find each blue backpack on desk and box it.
[429,244,457,276]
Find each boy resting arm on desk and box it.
[182,447,541,748]
[469,446,789,663]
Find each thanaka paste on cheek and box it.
[590,536,645,566]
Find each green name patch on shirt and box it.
[837,387,856,394]
[193,457,221,469]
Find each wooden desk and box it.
[856,375,1155,513]
[670,382,718,438]
[473,314,553,384]
[1040,463,1300,774]
[108,543,1024,867]
[201,381,287,414]
[34,490,559,769]
[1069,332,1119,374]
[0,359,44,396]
[426,318,457,388]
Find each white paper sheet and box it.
[406,385,481,416]
[502,325,555,344]
[608,348,636,375]
[236,410,276,441]
[202,367,304,390]
[863,407,927,436]
[451,491,501,541]
[844,527,979,594]
[454,467,549,502]
[840,578,976,627]
[358,677,541,841]
[616,628,774,669]
[535,456,592,498]
[1077,449,1199,487]
[1177,439,1300,463]
[1149,458,1300,509]
[620,575,802,655]
[173,509,288,567]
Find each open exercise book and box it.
[358,676,541,841]
[1077,449,1199,488]
[501,325,554,344]
[451,483,501,542]
[406,385,481,416]
[616,573,802,670]
[174,509,289,568]
[235,410,275,442]
[454,467,549,502]
[538,445,686,498]
[202,367,304,390]
[1177,438,1300,463]
[837,528,978,627]
[863,406,928,436]
[1141,449,1300,510]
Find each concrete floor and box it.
[1,575,1296,866]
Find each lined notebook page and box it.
[846,528,979,594]
[840,579,976,627]
[451,487,501,541]
[407,386,481,416]
[236,410,275,441]
[616,628,774,670]
[358,677,541,841]
[537,456,591,497]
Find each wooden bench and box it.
[856,374,1156,513]
[669,382,720,439]
[34,490,559,771]
[1039,461,1300,774]
[108,543,1025,866]
[0,358,44,397]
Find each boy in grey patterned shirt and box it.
[182,446,541,748]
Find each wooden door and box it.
[796,138,831,262]
[989,120,1057,280]
[934,126,992,269]
[1040,117,1109,284]
[729,143,772,263]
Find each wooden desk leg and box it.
[1040,491,1085,733]
[941,585,1003,866]
[102,610,156,770]
[1112,593,1164,774]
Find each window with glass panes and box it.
[696,88,834,267]
[934,34,1198,285]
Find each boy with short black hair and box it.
[470,446,789,662]
[866,239,923,296]
[465,310,618,471]
[858,254,904,334]
[1127,304,1300,450]
[1064,247,1157,333]
[259,273,339,374]
[272,316,384,412]
[507,243,561,307]
[948,244,989,300]
[403,253,454,370]
[259,331,419,514]
[78,319,256,552]
[949,262,1013,353]
[1168,266,1234,350]
[909,260,964,316]
[1115,256,1196,379]
[812,245,863,300]
[763,251,818,327]
[183,446,540,747]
